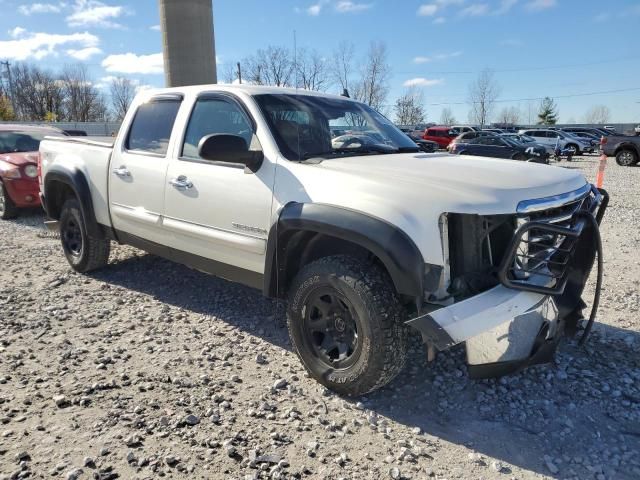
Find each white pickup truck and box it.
[39,85,607,396]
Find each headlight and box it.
[24,164,38,178]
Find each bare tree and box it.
[220,62,239,84]
[61,64,107,122]
[244,46,294,87]
[11,63,65,121]
[394,87,426,125]
[295,48,330,91]
[109,77,136,121]
[497,106,520,125]
[584,105,611,124]
[352,41,391,111]
[330,41,355,94]
[439,107,456,125]
[468,69,500,128]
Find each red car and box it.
[422,126,458,149]
[0,125,65,219]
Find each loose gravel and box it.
[0,155,638,480]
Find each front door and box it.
[108,96,182,245]
[162,94,274,275]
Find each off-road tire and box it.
[0,181,19,220]
[287,255,409,396]
[615,149,638,166]
[59,198,110,273]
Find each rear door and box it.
[162,93,275,275]
[108,94,182,245]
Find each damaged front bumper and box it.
[408,184,608,378]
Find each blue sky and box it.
[1,0,639,123]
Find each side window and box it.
[126,100,181,155]
[182,97,254,159]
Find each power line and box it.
[396,55,640,76]
[425,87,640,106]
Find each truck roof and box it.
[140,84,357,101]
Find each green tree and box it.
[537,97,558,125]
[0,95,15,120]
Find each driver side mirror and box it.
[198,134,264,173]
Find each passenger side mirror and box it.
[198,134,264,172]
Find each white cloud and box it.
[403,77,444,87]
[150,24,161,31]
[495,0,518,14]
[335,1,372,13]
[102,52,164,74]
[67,46,102,60]
[417,4,439,16]
[67,0,126,29]
[307,3,322,15]
[413,51,462,63]
[19,2,63,15]
[460,3,489,16]
[0,29,99,61]
[525,0,557,11]
[9,27,27,38]
[433,16,446,23]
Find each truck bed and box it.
[39,136,114,227]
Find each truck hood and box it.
[0,152,38,167]
[310,152,586,213]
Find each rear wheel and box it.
[615,149,638,166]
[287,255,409,396]
[0,181,19,220]
[59,198,110,273]
[512,153,528,161]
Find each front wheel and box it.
[287,255,409,396]
[59,198,111,273]
[565,144,579,155]
[0,181,19,220]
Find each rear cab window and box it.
[125,98,182,155]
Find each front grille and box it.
[498,186,605,296]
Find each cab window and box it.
[125,100,181,155]
[182,97,253,159]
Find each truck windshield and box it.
[253,94,419,161]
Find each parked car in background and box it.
[482,128,506,134]
[400,128,439,152]
[450,134,549,164]
[601,134,640,166]
[422,126,458,149]
[561,127,614,138]
[447,130,496,151]
[634,124,640,136]
[568,131,600,147]
[500,133,554,155]
[0,125,66,219]
[603,126,617,133]
[519,129,593,155]
[450,125,477,134]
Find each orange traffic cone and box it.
[596,138,607,188]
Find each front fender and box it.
[264,202,427,300]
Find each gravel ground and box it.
[1,155,639,480]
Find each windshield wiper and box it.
[300,144,402,161]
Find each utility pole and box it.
[236,62,242,84]
[1,61,16,115]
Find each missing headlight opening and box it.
[445,213,517,301]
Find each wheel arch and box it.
[613,143,640,158]
[43,165,103,239]
[264,202,428,303]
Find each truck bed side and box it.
[39,137,114,228]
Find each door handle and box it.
[113,166,130,177]
[169,175,193,190]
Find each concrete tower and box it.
[158,0,217,87]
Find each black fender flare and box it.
[43,165,103,239]
[264,202,426,300]
[614,142,640,157]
